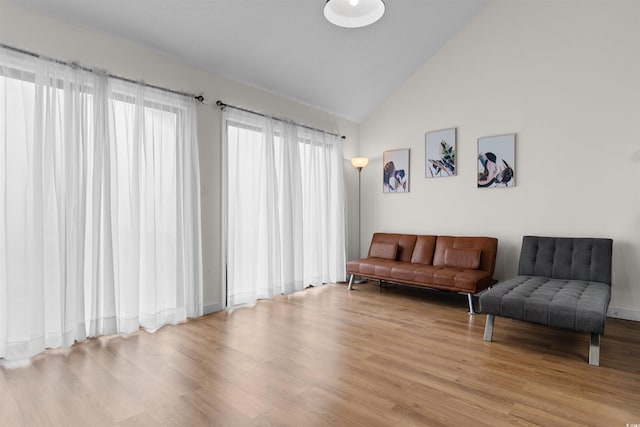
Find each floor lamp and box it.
[351,157,369,284]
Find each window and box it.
[223,109,345,306]
[0,46,202,362]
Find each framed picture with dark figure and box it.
[477,134,515,188]
[383,149,410,193]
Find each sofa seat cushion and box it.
[454,270,494,292]
[347,259,384,275]
[346,259,362,274]
[429,268,494,292]
[432,267,464,287]
[413,265,442,283]
[373,259,399,277]
[347,259,399,277]
[480,275,611,334]
[390,263,423,282]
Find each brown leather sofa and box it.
[346,233,498,313]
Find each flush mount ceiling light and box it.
[323,0,386,28]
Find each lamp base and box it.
[352,277,368,284]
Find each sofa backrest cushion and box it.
[518,236,613,285]
[368,233,417,263]
[444,247,481,269]
[433,236,498,274]
[410,235,437,264]
[369,242,398,260]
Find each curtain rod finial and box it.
[195,94,209,104]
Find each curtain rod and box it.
[0,43,205,102]
[216,100,346,140]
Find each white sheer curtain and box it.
[0,47,203,364]
[223,109,346,306]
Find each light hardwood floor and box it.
[1,282,640,426]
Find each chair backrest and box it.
[518,236,613,285]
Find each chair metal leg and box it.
[589,333,600,366]
[348,274,354,291]
[467,293,476,315]
[483,314,495,341]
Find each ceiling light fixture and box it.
[323,0,385,28]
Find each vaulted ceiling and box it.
[10,0,488,123]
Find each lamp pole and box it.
[351,157,369,284]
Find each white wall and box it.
[0,1,361,313]
[359,0,640,320]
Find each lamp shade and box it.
[323,0,385,28]
[351,157,369,169]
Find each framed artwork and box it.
[383,149,410,193]
[425,128,456,178]
[477,133,515,188]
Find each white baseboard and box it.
[607,306,640,322]
[203,303,223,315]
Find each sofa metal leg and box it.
[589,333,600,366]
[467,293,477,315]
[483,314,494,341]
[348,274,354,291]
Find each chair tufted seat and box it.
[480,275,611,334]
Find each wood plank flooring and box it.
[1,282,640,426]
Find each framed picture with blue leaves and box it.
[425,128,456,178]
